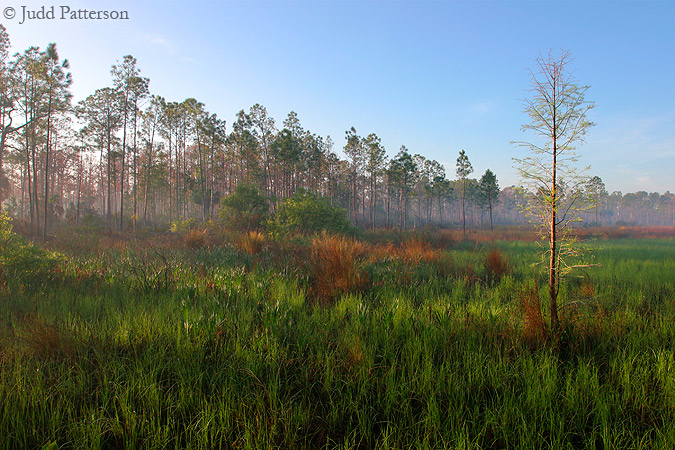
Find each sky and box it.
[3,0,674,194]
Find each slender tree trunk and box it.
[488,192,494,232]
[461,180,466,237]
[489,202,494,232]
[133,104,138,230]
[120,103,127,231]
[99,145,104,217]
[182,141,187,220]
[208,136,215,219]
[76,152,81,222]
[43,92,53,241]
[370,174,375,229]
[0,122,10,209]
[167,134,172,225]
[386,184,391,229]
[106,126,112,223]
[143,150,151,224]
[31,135,40,235]
[398,189,403,230]
[25,128,34,227]
[440,197,444,228]
[549,116,559,330]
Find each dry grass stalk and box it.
[309,233,368,306]
[398,238,441,264]
[18,317,75,360]
[368,238,440,265]
[577,279,595,300]
[520,281,545,346]
[184,229,207,249]
[238,231,266,255]
[484,248,510,283]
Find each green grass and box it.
[0,235,673,449]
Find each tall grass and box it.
[0,231,673,449]
[309,233,368,305]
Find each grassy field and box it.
[0,224,674,449]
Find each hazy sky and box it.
[3,0,674,194]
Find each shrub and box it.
[0,210,16,245]
[219,184,269,232]
[267,190,352,238]
[0,211,61,285]
[170,218,198,234]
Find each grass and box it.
[0,226,673,449]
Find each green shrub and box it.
[170,217,198,234]
[266,190,352,238]
[0,211,61,284]
[219,184,269,232]
[0,211,16,245]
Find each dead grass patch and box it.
[184,229,207,249]
[15,316,76,361]
[520,281,545,347]
[484,247,510,284]
[237,231,266,255]
[309,233,369,306]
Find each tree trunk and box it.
[120,103,127,232]
[132,103,138,230]
[76,153,81,222]
[549,118,559,330]
[461,180,466,237]
[488,194,494,232]
[43,91,53,241]
[31,135,40,235]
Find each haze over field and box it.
[3,0,674,194]
[1,3,675,448]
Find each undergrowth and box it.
[1,222,673,449]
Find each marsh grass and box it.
[238,231,267,255]
[483,247,510,284]
[520,280,545,346]
[309,233,369,306]
[0,230,673,449]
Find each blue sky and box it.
[4,0,674,193]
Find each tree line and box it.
[0,27,672,236]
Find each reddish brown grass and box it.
[309,233,369,306]
[17,316,75,361]
[571,226,675,240]
[367,238,441,265]
[433,229,456,249]
[484,248,510,284]
[184,229,207,249]
[577,279,596,300]
[237,231,266,255]
[520,282,545,346]
[463,263,478,284]
[398,238,441,264]
[343,335,365,369]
